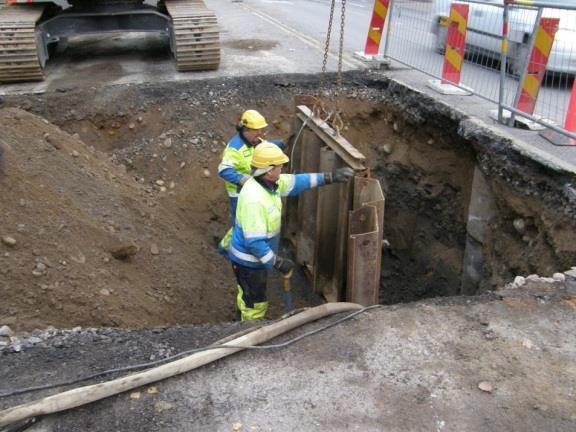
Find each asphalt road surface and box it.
[243,0,571,126]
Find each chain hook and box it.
[333,112,344,136]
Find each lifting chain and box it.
[333,0,347,135]
[313,0,336,121]
[314,0,347,136]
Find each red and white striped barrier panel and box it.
[565,81,576,138]
[542,78,576,146]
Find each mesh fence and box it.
[381,0,575,131]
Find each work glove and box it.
[324,167,355,184]
[274,256,294,275]
[238,175,250,187]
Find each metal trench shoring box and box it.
[284,105,385,306]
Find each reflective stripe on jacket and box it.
[218,133,253,198]
[228,173,325,269]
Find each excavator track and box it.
[165,0,220,71]
[0,4,46,83]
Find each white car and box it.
[431,0,576,76]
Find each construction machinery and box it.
[0,0,220,83]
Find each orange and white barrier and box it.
[441,3,469,85]
[542,78,576,146]
[516,17,559,115]
[565,81,576,136]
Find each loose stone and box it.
[1,236,16,247]
[512,218,526,234]
[110,244,138,260]
[512,276,525,288]
[0,325,13,337]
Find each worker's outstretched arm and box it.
[277,173,324,196]
[278,167,354,197]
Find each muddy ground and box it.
[1,71,576,332]
[1,280,576,431]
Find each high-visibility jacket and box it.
[218,133,253,198]
[228,173,325,268]
[218,135,285,198]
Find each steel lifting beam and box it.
[296,105,366,171]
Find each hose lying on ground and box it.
[0,302,370,428]
[0,305,374,398]
[0,324,269,399]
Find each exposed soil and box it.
[1,71,576,333]
[0,106,238,331]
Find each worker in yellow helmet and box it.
[228,142,354,321]
[217,110,284,254]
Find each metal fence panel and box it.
[382,0,576,134]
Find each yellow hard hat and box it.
[251,141,289,168]
[240,110,268,130]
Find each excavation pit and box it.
[1,71,575,331]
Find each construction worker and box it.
[218,110,285,223]
[228,141,354,321]
[217,109,283,253]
